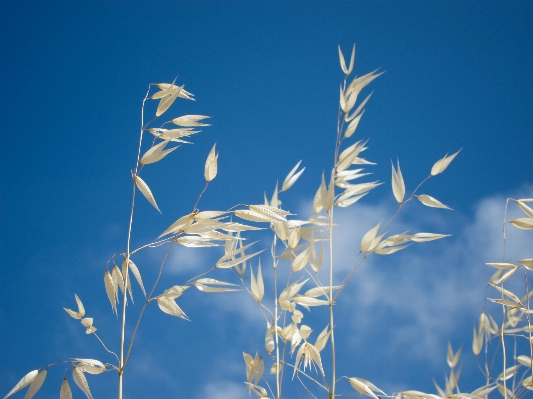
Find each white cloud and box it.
[130,184,532,397]
[166,245,211,275]
[159,185,533,371]
[195,380,249,399]
[322,185,533,369]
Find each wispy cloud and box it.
[325,184,533,370]
[195,380,249,399]
[131,185,532,397]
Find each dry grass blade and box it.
[281,160,305,192]
[273,220,290,240]
[498,365,521,381]
[243,352,264,385]
[493,267,518,285]
[336,192,369,207]
[360,222,381,252]
[122,260,134,303]
[489,283,522,304]
[127,260,146,297]
[304,286,340,298]
[516,355,532,367]
[510,217,533,230]
[292,248,310,272]
[416,194,452,210]
[75,359,105,374]
[63,294,85,319]
[159,213,195,238]
[323,171,335,212]
[218,240,258,264]
[176,236,218,247]
[218,221,264,232]
[104,269,117,314]
[140,139,178,165]
[522,376,533,390]
[59,378,72,399]
[112,264,125,297]
[193,278,240,293]
[170,114,211,127]
[156,296,189,320]
[234,209,277,223]
[410,233,450,242]
[486,262,518,269]
[446,343,461,368]
[134,174,161,213]
[216,249,264,269]
[162,285,189,300]
[204,143,218,182]
[314,325,330,352]
[248,205,292,220]
[250,261,264,302]
[337,140,365,172]
[146,127,198,142]
[265,324,274,354]
[374,244,409,255]
[279,279,308,302]
[347,68,384,97]
[155,84,183,117]
[336,182,380,205]
[3,370,39,399]
[348,377,380,399]
[472,326,483,356]
[430,149,461,176]
[72,367,93,399]
[515,200,533,217]
[340,85,347,111]
[22,369,47,399]
[471,385,498,397]
[338,44,349,75]
[293,295,329,307]
[344,111,364,138]
[346,91,373,122]
[519,258,533,270]
[399,390,441,399]
[391,160,405,203]
[489,298,521,308]
[347,44,356,74]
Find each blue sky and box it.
[1,1,532,398]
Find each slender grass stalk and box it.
[328,207,336,399]
[273,234,281,399]
[118,89,150,399]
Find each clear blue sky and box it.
[1,1,532,398]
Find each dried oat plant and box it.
[230,46,533,399]
[4,46,532,399]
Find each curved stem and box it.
[193,181,209,211]
[124,240,175,367]
[94,333,119,363]
[118,86,151,399]
[129,237,174,255]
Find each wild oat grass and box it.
[4,46,532,399]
